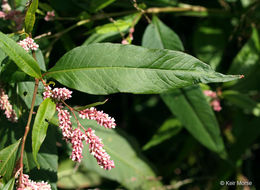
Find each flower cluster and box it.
[79,107,116,129]
[44,10,55,21]
[18,37,39,52]
[0,87,18,122]
[0,1,23,29]
[43,85,115,168]
[17,174,51,190]
[121,27,135,44]
[204,90,222,112]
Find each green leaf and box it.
[142,16,227,155]
[0,139,21,182]
[50,117,163,190]
[161,86,226,155]
[142,118,182,150]
[0,32,41,78]
[46,43,240,95]
[57,159,101,189]
[35,50,46,71]
[74,99,108,111]
[2,178,15,190]
[24,0,39,33]
[142,16,184,51]
[32,98,56,168]
[24,126,58,190]
[222,90,260,117]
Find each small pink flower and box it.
[0,87,18,122]
[85,128,115,170]
[44,10,55,21]
[52,87,72,101]
[121,39,129,44]
[18,37,39,52]
[0,11,5,18]
[16,174,51,190]
[211,99,222,112]
[79,107,116,129]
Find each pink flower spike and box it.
[52,87,72,101]
[56,104,73,142]
[17,37,39,52]
[70,128,87,162]
[79,107,116,129]
[85,128,115,170]
[0,87,18,122]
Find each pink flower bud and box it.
[44,10,55,21]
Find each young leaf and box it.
[32,98,56,168]
[2,178,15,190]
[142,16,227,155]
[161,86,226,156]
[142,16,184,51]
[24,0,39,33]
[0,139,21,182]
[74,99,108,111]
[142,118,182,150]
[0,32,41,78]
[46,43,241,95]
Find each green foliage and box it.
[32,98,56,168]
[0,32,41,78]
[2,178,15,190]
[0,139,21,182]
[24,0,39,33]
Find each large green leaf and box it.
[0,32,41,78]
[32,98,56,168]
[142,16,227,155]
[46,43,240,95]
[24,0,39,33]
[50,117,163,190]
[0,139,21,182]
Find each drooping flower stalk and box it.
[42,85,115,169]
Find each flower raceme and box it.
[18,37,39,52]
[43,85,115,169]
[204,90,222,112]
[0,86,18,122]
[17,174,51,190]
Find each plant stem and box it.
[18,78,39,186]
